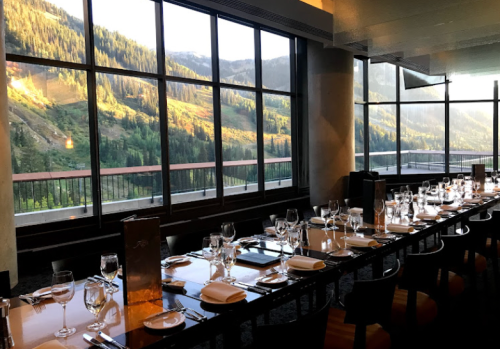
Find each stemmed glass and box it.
[492,171,498,187]
[286,209,299,229]
[52,271,76,338]
[373,199,385,238]
[202,237,217,285]
[221,245,237,283]
[350,213,362,234]
[329,200,340,230]
[221,222,236,244]
[338,207,350,239]
[275,218,288,246]
[287,227,301,257]
[209,233,223,263]
[386,205,394,224]
[422,181,430,194]
[443,177,451,188]
[438,189,445,208]
[474,181,481,197]
[100,253,119,294]
[84,281,107,331]
[320,207,331,232]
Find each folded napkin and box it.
[386,224,414,233]
[385,200,397,206]
[440,205,462,211]
[344,236,377,247]
[416,213,441,220]
[463,198,483,204]
[201,281,246,302]
[494,187,500,192]
[311,217,333,225]
[350,207,363,214]
[287,256,325,270]
[265,226,276,235]
[33,340,66,349]
[480,192,497,197]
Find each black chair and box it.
[253,292,332,349]
[462,215,490,289]
[344,197,363,208]
[234,218,264,239]
[438,228,469,300]
[487,211,500,276]
[0,270,11,298]
[167,229,211,256]
[348,171,380,198]
[325,260,400,349]
[52,252,102,281]
[269,214,284,227]
[312,205,322,217]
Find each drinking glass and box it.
[329,200,340,230]
[492,171,498,187]
[422,181,430,193]
[275,218,288,246]
[386,205,394,224]
[100,253,119,294]
[320,207,331,232]
[287,228,300,257]
[438,190,445,207]
[202,237,217,285]
[339,207,350,237]
[393,192,403,205]
[373,199,385,236]
[418,186,426,195]
[84,281,107,331]
[485,177,492,192]
[350,213,362,234]
[457,174,464,181]
[417,196,425,212]
[209,233,223,265]
[286,208,299,229]
[221,222,236,243]
[474,181,481,197]
[443,177,451,187]
[221,245,237,283]
[52,271,76,338]
[400,186,407,194]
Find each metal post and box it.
[84,177,87,213]
[203,168,206,196]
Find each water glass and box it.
[329,200,340,230]
[275,218,288,245]
[373,199,385,234]
[386,205,394,224]
[287,228,300,256]
[320,207,331,232]
[286,208,299,229]
[492,171,498,186]
[350,213,362,233]
[52,271,76,338]
[209,233,223,265]
[221,222,236,243]
[202,237,217,284]
[84,281,107,331]
[221,245,237,283]
[100,253,119,294]
[422,180,430,192]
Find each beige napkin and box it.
[387,224,414,233]
[287,256,325,269]
[416,213,441,220]
[33,340,66,349]
[480,192,497,197]
[344,236,377,247]
[311,217,333,225]
[350,207,363,214]
[265,226,276,235]
[440,205,462,211]
[494,187,500,192]
[463,198,483,204]
[201,281,246,302]
[385,200,397,206]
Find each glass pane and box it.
[368,62,396,102]
[7,62,91,226]
[449,75,497,100]
[93,0,157,73]
[263,94,292,190]
[5,0,85,63]
[261,31,290,92]
[355,104,364,171]
[354,59,364,102]
[221,88,257,195]
[369,105,397,174]
[167,82,216,203]
[218,19,255,87]
[164,3,211,81]
[400,68,444,102]
[96,73,162,213]
[400,104,445,174]
[450,103,493,173]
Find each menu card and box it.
[472,164,485,190]
[363,179,386,224]
[122,217,162,305]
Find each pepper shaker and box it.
[0,297,14,349]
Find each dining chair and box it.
[438,229,469,301]
[253,292,332,349]
[462,214,491,290]
[52,252,102,281]
[0,270,11,298]
[234,218,264,239]
[324,260,400,349]
[313,205,322,217]
[487,211,500,276]
[269,213,284,227]
[344,197,363,208]
[167,229,210,256]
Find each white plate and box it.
[33,287,52,299]
[164,256,191,264]
[143,311,185,330]
[286,260,326,271]
[257,274,288,285]
[328,249,354,257]
[200,293,247,305]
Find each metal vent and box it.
[207,0,333,41]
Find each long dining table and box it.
[8,193,500,349]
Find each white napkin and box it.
[201,281,246,302]
[350,207,363,214]
[480,192,497,197]
[287,256,325,269]
[311,217,333,225]
[33,340,66,349]
[387,224,414,233]
[344,236,377,247]
[440,205,462,211]
[463,198,483,204]
[416,213,441,220]
[265,226,276,235]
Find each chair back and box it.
[0,271,11,298]
[344,197,363,208]
[467,213,492,255]
[312,205,322,217]
[52,252,102,281]
[234,218,264,239]
[254,293,332,349]
[269,214,284,227]
[348,171,379,198]
[167,229,210,256]
[440,226,471,270]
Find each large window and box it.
[368,62,396,102]
[5,0,297,227]
[369,105,397,174]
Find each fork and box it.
[174,299,207,321]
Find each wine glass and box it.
[373,199,385,237]
[221,222,236,244]
[438,189,445,207]
[350,213,362,234]
[221,245,237,283]
[275,218,288,246]
[443,177,450,187]
[338,207,350,238]
[329,200,340,230]
[286,209,299,229]
[320,207,331,232]
[202,237,217,285]
[422,181,430,193]
[52,271,76,338]
[492,171,498,187]
[100,253,119,294]
[386,205,394,224]
[84,281,107,331]
[209,233,223,265]
[474,181,481,197]
[287,228,300,257]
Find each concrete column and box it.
[308,41,354,206]
[0,0,18,288]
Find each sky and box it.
[46,0,289,60]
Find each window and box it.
[369,105,397,174]
[449,75,496,101]
[368,62,396,102]
[261,31,290,92]
[354,59,364,102]
[354,104,364,171]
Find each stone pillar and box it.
[0,0,18,288]
[308,41,354,206]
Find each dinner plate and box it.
[164,255,191,264]
[257,274,288,285]
[238,237,258,244]
[286,260,326,271]
[33,286,52,299]
[143,311,185,330]
[328,249,354,257]
[200,293,247,305]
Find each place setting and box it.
[162,255,192,269]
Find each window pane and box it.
[93,0,157,73]
[261,31,290,92]
[368,62,396,102]
[400,68,444,102]
[221,88,257,195]
[354,59,364,102]
[449,75,497,100]
[264,94,292,190]
[167,82,216,203]
[355,104,364,171]
[450,103,493,173]
[96,73,162,213]
[7,62,91,226]
[369,105,396,174]
[5,0,85,63]
[218,19,255,87]
[401,104,445,174]
[164,3,211,81]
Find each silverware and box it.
[174,299,206,321]
[83,334,111,349]
[238,282,272,293]
[231,283,267,295]
[143,309,175,322]
[98,331,129,349]
[255,271,279,281]
[186,253,205,259]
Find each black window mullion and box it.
[363,59,369,171]
[290,38,298,188]
[445,79,450,174]
[494,81,498,171]
[254,28,264,194]
[396,66,401,179]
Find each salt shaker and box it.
[300,220,310,246]
[0,297,14,349]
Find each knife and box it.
[186,253,205,259]
[98,331,130,349]
[83,334,111,349]
[232,283,267,295]
[238,282,272,293]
